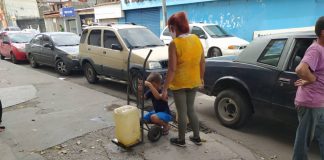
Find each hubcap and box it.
[86,67,93,79]
[57,61,67,73]
[218,98,239,121]
[30,56,35,65]
[132,73,143,93]
[211,49,219,57]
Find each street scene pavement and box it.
[0,60,258,160]
[1,1,324,159]
[0,56,322,160]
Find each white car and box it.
[22,28,40,34]
[160,23,249,57]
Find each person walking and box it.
[162,11,205,147]
[293,16,324,160]
[59,25,64,32]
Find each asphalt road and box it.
[17,60,321,160]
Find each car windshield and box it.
[8,33,35,43]
[118,28,164,49]
[51,34,80,46]
[203,25,232,38]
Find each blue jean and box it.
[143,111,172,123]
[293,106,324,160]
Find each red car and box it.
[0,31,35,63]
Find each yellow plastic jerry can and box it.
[113,105,140,147]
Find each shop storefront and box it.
[94,3,124,24]
[77,8,95,29]
[124,7,160,36]
[44,11,63,32]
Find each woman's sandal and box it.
[162,126,170,135]
[162,129,169,135]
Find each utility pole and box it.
[161,0,167,27]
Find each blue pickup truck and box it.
[203,31,316,128]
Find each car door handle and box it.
[278,78,291,84]
[103,51,106,54]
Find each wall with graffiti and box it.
[121,0,215,10]
[121,0,324,41]
[166,0,324,41]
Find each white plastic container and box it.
[113,105,140,147]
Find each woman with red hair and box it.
[162,12,205,147]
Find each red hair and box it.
[167,12,189,34]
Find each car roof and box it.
[190,23,220,27]
[41,32,78,36]
[256,31,316,40]
[1,31,30,35]
[85,24,146,30]
[162,23,220,30]
[238,30,317,65]
[7,26,20,28]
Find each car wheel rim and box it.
[30,56,35,66]
[57,61,67,73]
[131,76,138,93]
[86,67,94,80]
[218,98,239,122]
[211,49,219,57]
[131,72,142,94]
[11,55,15,62]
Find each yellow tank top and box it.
[169,34,203,90]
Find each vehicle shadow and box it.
[243,114,320,158]
[19,61,83,77]
[19,61,129,99]
[195,100,320,159]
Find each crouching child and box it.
[140,72,172,135]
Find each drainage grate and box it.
[169,111,217,134]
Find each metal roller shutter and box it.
[125,7,160,36]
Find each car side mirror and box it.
[199,35,207,39]
[111,44,122,51]
[3,41,10,45]
[44,43,54,50]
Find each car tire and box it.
[29,54,39,68]
[11,53,17,64]
[208,48,222,57]
[147,125,162,142]
[84,63,98,84]
[0,53,4,60]
[130,69,143,99]
[214,89,252,128]
[56,59,71,76]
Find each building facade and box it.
[0,0,42,30]
[94,0,123,24]
[121,0,324,41]
[42,0,96,34]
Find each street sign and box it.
[60,7,75,17]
